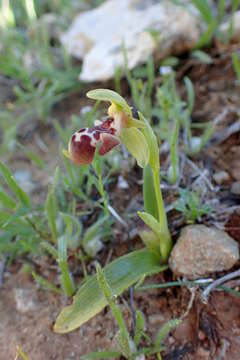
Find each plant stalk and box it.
[152,165,172,261]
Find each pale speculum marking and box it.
[69,117,120,164]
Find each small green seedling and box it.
[14,346,29,360]
[153,73,214,184]
[174,188,212,223]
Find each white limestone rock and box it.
[220,10,240,41]
[61,0,202,82]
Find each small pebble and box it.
[80,106,92,115]
[168,336,175,345]
[148,314,167,324]
[213,170,230,185]
[14,288,37,314]
[169,225,239,279]
[231,181,240,195]
[198,330,206,341]
[117,175,129,189]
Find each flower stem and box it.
[98,174,111,238]
[152,165,172,262]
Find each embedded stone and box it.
[61,0,203,82]
[169,225,239,279]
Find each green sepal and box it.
[127,117,146,129]
[87,89,131,116]
[120,128,149,168]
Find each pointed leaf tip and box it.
[54,249,165,333]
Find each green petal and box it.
[120,128,149,168]
[87,89,131,115]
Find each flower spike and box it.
[67,89,149,168]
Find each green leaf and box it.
[138,112,159,170]
[82,216,107,257]
[0,161,30,207]
[45,190,58,242]
[32,271,61,294]
[16,346,29,360]
[134,310,146,346]
[0,187,17,209]
[143,165,158,220]
[87,89,131,115]
[154,319,181,349]
[96,264,132,358]
[184,77,195,113]
[233,52,240,82]
[16,143,45,168]
[61,212,82,250]
[120,127,149,168]
[191,50,213,64]
[138,211,171,259]
[54,249,165,333]
[138,211,162,238]
[40,241,58,259]
[58,222,75,297]
[138,230,160,255]
[197,20,217,48]
[191,0,214,24]
[2,205,29,228]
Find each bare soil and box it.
[1,41,240,359]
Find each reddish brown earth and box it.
[1,268,240,360]
[1,41,240,359]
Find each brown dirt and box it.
[1,270,240,360]
[1,42,240,360]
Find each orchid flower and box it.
[66,89,149,168]
[65,89,171,262]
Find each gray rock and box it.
[117,175,129,189]
[231,181,240,196]
[213,170,230,185]
[14,288,38,314]
[169,225,239,279]
[61,0,202,82]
